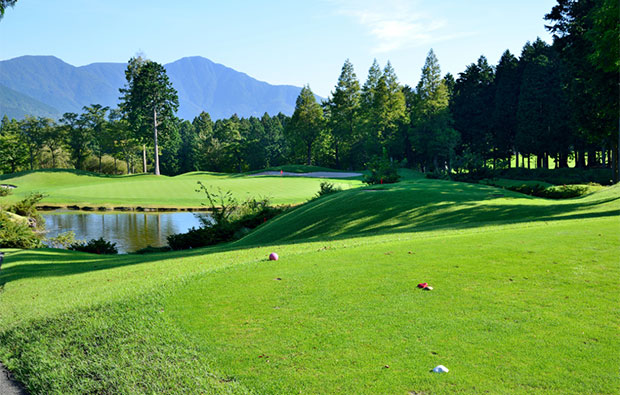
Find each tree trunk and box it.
[114,157,117,174]
[576,149,585,168]
[587,149,597,168]
[527,155,530,169]
[99,154,102,173]
[558,152,567,168]
[153,108,160,176]
[142,144,147,173]
[126,152,131,174]
[334,141,340,169]
[404,134,414,168]
[515,151,519,168]
[306,141,312,166]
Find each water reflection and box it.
[42,211,206,253]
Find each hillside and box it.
[0,180,618,393]
[0,56,313,120]
[0,83,60,120]
[236,180,620,246]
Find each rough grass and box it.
[0,168,363,208]
[0,180,618,394]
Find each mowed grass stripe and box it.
[165,217,620,394]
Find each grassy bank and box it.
[0,168,364,209]
[0,179,618,393]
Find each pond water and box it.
[42,211,207,253]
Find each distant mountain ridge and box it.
[0,55,311,120]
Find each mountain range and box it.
[0,55,313,121]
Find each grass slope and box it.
[0,169,363,208]
[0,180,618,394]
[237,179,618,246]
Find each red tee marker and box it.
[269,252,279,261]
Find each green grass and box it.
[0,168,363,208]
[0,178,618,394]
[236,179,618,246]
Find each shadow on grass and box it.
[1,180,618,285]
[0,244,234,285]
[235,181,620,246]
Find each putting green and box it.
[0,169,364,208]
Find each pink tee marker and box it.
[269,252,279,261]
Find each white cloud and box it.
[329,0,470,53]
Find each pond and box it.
[42,211,207,253]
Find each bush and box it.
[499,167,613,186]
[167,225,236,250]
[167,183,284,250]
[506,184,588,199]
[364,155,400,185]
[0,186,12,197]
[45,231,78,249]
[7,193,45,229]
[540,185,589,199]
[0,211,42,249]
[315,182,342,198]
[69,237,118,254]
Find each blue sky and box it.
[0,0,556,97]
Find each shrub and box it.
[315,182,342,198]
[45,231,78,249]
[541,185,589,199]
[506,184,547,197]
[0,211,42,249]
[69,237,118,254]
[167,225,236,250]
[505,184,588,199]
[364,155,400,185]
[0,186,12,197]
[499,167,613,186]
[167,183,284,250]
[7,193,45,229]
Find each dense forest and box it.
[1,0,617,182]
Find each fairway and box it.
[0,169,364,208]
[0,178,618,393]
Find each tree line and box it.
[1,0,617,182]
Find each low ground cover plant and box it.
[504,183,589,199]
[167,182,284,250]
[0,186,12,197]
[69,237,118,254]
[499,167,613,185]
[0,211,42,248]
[0,193,46,248]
[45,231,78,249]
[314,181,342,198]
